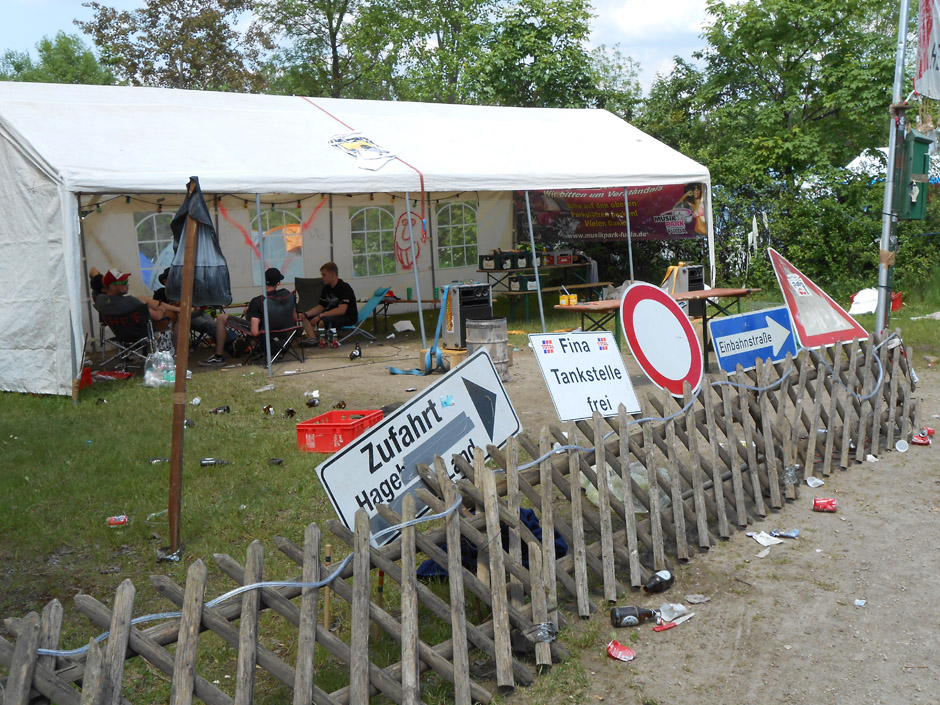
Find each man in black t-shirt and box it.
[301,262,357,340]
[200,267,298,366]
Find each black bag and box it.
[166,177,232,307]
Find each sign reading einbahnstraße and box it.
[315,350,521,546]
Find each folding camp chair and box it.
[97,301,172,370]
[293,277,324,315]
[245,324,305,365]
[338,287,391,343]
[230,290,305,365]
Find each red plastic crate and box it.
[296,409,383,453]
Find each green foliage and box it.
[474,0,598,108]
[77,0,266,90]
[0,32,115,84]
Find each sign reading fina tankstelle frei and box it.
[316,350,521,546]
[529,331,640,421]
[707,306,797,373]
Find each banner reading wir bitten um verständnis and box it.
[513,183,707,243]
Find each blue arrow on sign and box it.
[707,306,797,373]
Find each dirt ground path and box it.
[271,331,937,705]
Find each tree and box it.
[255,0,396,99]
[634,0,917,291]
[474,0,598,108]
[381,0,498,104]
[0,32,115,84]
[697,0,897,191]
[76,0,266,91]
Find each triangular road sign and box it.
[768,248,868,347]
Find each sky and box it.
[0,0,711,91]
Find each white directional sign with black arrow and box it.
[315,349,521,546]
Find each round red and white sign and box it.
[620,282,703,397]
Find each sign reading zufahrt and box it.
[316,350,521,545]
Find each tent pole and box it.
[329,193,334,262]
[169,177,200,554]
[257,193,273,376]
[523,191,546,333]
[623,187,635,282]
[76,194,97,352]
[405,191,428,348]
[427,192,436,303]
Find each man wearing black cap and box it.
[200,267,298,366]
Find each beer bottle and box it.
[642,570,674,594]
[610,606,657,627]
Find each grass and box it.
[2,284,939,701]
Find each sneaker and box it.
[199,353,227,366]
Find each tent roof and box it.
[0,82,709,195]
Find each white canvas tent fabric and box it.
[0,82,712,395]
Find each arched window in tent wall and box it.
[134,211,175,290]
[250,207,304,286]
[350,206,396,277]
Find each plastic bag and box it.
[165,177,232,307]
[144,351,176,387]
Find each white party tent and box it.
[0,82,712,395]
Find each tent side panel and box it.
[0,130,74,395]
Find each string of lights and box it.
[79,191,479,218]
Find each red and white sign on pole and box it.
[620,282,703,397]
[768,248,867,348]
[916,0,940,99]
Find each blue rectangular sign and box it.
[708,306,797,373]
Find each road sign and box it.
[316,349,521,545]
[708,306,797,373]
[769,248,867,347]
[620,282,703,397]
[529,331,640,420]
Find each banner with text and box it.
[514,183,707,243]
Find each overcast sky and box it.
[1,0,711,91]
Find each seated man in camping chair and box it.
[300,261,357,347]
[200,267,301,366]
[94,268,173,366]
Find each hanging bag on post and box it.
[165,177,232,306]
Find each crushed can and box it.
[606,639,636,662]
[107,514,128,528]
[812,498,837,512]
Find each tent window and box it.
[350,206,395,277]
[437,202,478,269]
[249,208,305,286]
[135,212,175,290]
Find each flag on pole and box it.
[915,0,940,98]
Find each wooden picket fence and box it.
[0,333,919,704]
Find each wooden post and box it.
[169,177,201,553]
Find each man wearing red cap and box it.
[94,269,169,342]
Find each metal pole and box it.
[876,0,911,334]
[623,187,635,282]
[405,190,428,348]
[523,191,547,333]
[257,193,273,376]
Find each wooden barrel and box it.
[466,318,509,381]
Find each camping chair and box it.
[293,277,324,315]
[231,290,305,365]
[337,287,391,343]
[97,301,171,370]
